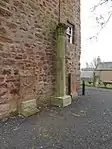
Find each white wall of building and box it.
[81,70,93,79]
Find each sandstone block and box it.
[0,103,10,119]
[51,95,71,107]
[20,99,39,117]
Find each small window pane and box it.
[66,22,74,44]
[69,30,71,34]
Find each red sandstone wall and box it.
[0,0,80,119]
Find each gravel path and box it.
[1,87,112,149]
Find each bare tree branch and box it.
[90,0,112,40]
[90,11,112,40]
[86,57,101,69]
[91,0,109,12]
[97,11,112,34]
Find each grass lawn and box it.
[80,81,112,90]
[99,84,112,90]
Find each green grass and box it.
[80,82,93,87]
[80,81,112,90]
[100,84,112,90]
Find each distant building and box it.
[95,62,112,84]
[81,68,94,82]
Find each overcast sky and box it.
[81,0,112,68]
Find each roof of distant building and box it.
[81,68,94,71]
[96,62,112,71]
